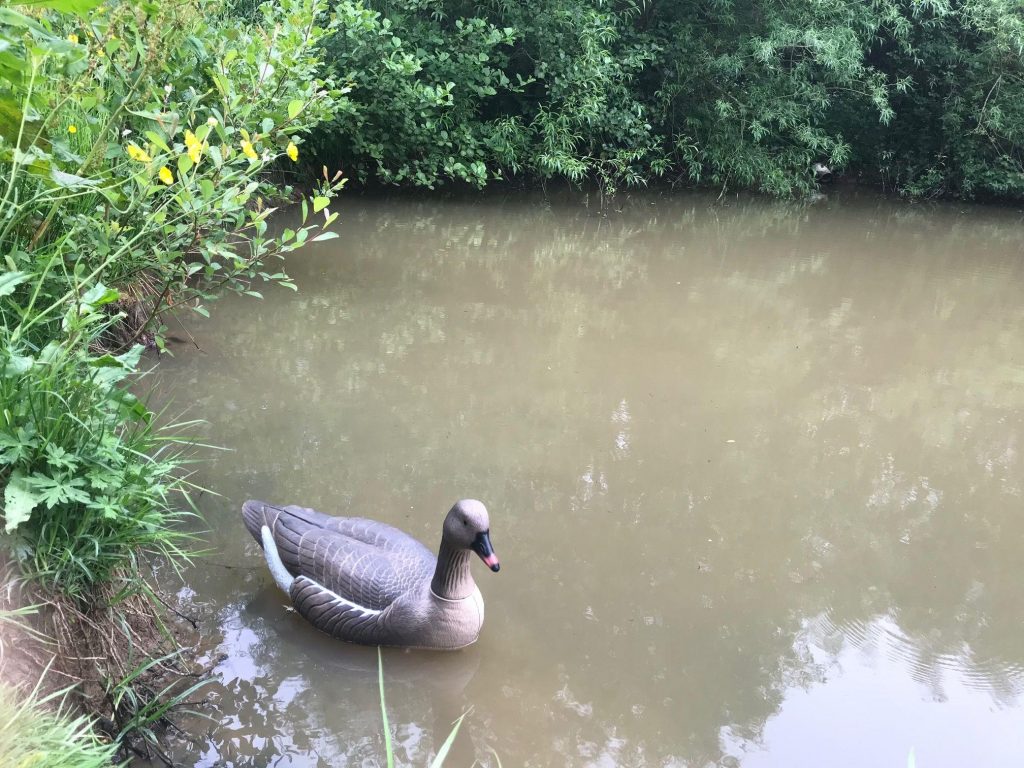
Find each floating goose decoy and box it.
[241,499,500,649]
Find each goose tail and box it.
[242,500,296,593]
[242,499,276,543]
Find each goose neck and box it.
[431,538,475,600]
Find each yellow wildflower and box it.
[126,143,151,163]
[68,33,79,44]
[158,166,174,185]
[286,141,298,162]
[240,139,258,160]
[68,125,77,134]
[184,129,202,163]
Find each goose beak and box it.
[472,530,500,572]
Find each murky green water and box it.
[153,191,1024,766]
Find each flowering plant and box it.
[1,0,348,348]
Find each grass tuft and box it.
[377,647,476,767]
[0,680,120,768]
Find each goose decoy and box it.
[241,499,500,649]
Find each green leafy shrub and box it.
[0,0,347,755]
[310,0,1024,200]
[859,0,1024,199]
[1,274,197,599]
[0,0,344,595]
[1,0,346,348]
[316,0,517,188]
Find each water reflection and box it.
[153,190,1024,766]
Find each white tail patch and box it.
[261,525,295,593]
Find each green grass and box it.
[0,671,120,768]
[377,647,470,768]
[1,267,202,600]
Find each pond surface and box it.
[154,190,1024,767]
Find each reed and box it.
[376,647,470,768]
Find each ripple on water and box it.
[806,611,1024,702]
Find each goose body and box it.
[242,499,500,650]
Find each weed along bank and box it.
[0,0,343,761]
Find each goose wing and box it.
[245,501,434,611]
[294,526,433,611]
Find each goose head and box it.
[443,499,500,572]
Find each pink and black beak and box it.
[472,530,500,572]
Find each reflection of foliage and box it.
[159,193,1024,765]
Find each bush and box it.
[0,0,346,752]
[311,0,1024,200]
[0,0,344,595]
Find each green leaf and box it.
[3,471,39,533]
[13,0,103,17]
[116,344,143,371]
[31,473,89,509]
[199,178,215,199]
[311,231,339,242]
[1,354,32,376]
[0,429,36,463]
[110,389,149,422]
[0,271,28,297]
[144,130,172,154]
[312,196,329,213]
[87,354,122,368]
[287,99,303,120]
[81,282,119,309]
[50,168,97,188]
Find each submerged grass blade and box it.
[428,710,469,768]
[378,646,394,768]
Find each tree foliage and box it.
[311,0,1024,198]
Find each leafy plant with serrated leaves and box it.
[0,269,198,597]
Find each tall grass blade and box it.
[378,646,394,768]
[428,710,469,768]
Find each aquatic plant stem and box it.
[377,646,394,768]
